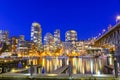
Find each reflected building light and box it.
[97,70,101,75]
[90,60,93,74]
[50,61,52,72]
[42,58,45,67]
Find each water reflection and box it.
[42,57,63,73]
[69,57,102,74]
[31,56,113,74]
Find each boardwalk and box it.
[0,73,118,80]
[105,65,120,70]
[50,65,69,74]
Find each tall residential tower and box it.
[0,30,9,43]
[65,30,78,42]
[54,29,61,46]
[31,22,42,51]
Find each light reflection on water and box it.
[30,56,114,74]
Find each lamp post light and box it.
[98,33,101,36]
[116,16,120,23]
[102,29,106,34]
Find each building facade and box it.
[10,36,18,53]
[65,30,78,42]
[0,30,9,43]
[31,22,42,51]
[54,29,61,48]
[44,33,54,52]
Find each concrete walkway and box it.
[0,72,119,80]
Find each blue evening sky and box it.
[0,0,120,41]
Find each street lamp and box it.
[117,16,120,20]
[98,33,101,37]
[102,29,106,33]
[116,16,120,23]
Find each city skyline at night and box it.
[1,1,120,79]
[0,0,120,41]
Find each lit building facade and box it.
[44,33,54,52]
[17,35,28,57]
[10,36,18,52]
[63,40,90,56]
[31,22,42,51]
[64,30,78,56]
[0,30,9,42]
[65,30,78,42]
[18,35,26,47]
[54,29,61,48]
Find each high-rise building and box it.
[18,35,26,47]
[44,33,54,46]
[10,36,18,52]
[17,35,28,57]
[54,29,61,47]
[31,22,42,51]
[65,30,78,42]
[19,35,24,41]
[44,33,54,52]
[0,30,9,43]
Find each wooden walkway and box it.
[105,65,120,70]
[50,65,69,74]
[104,65,120,74]
[104,65,114,70]
[0,73,118,80]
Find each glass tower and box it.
[54,29,61,46]
[0,30,8,43]
[31,22,42,51]
[65,30,78,42]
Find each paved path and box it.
[0,66,120,79]
[0,73,119,79]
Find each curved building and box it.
[44,33,54,52]
[65,30,78,42]
[31,22,42,51]
[44,33,54,45]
